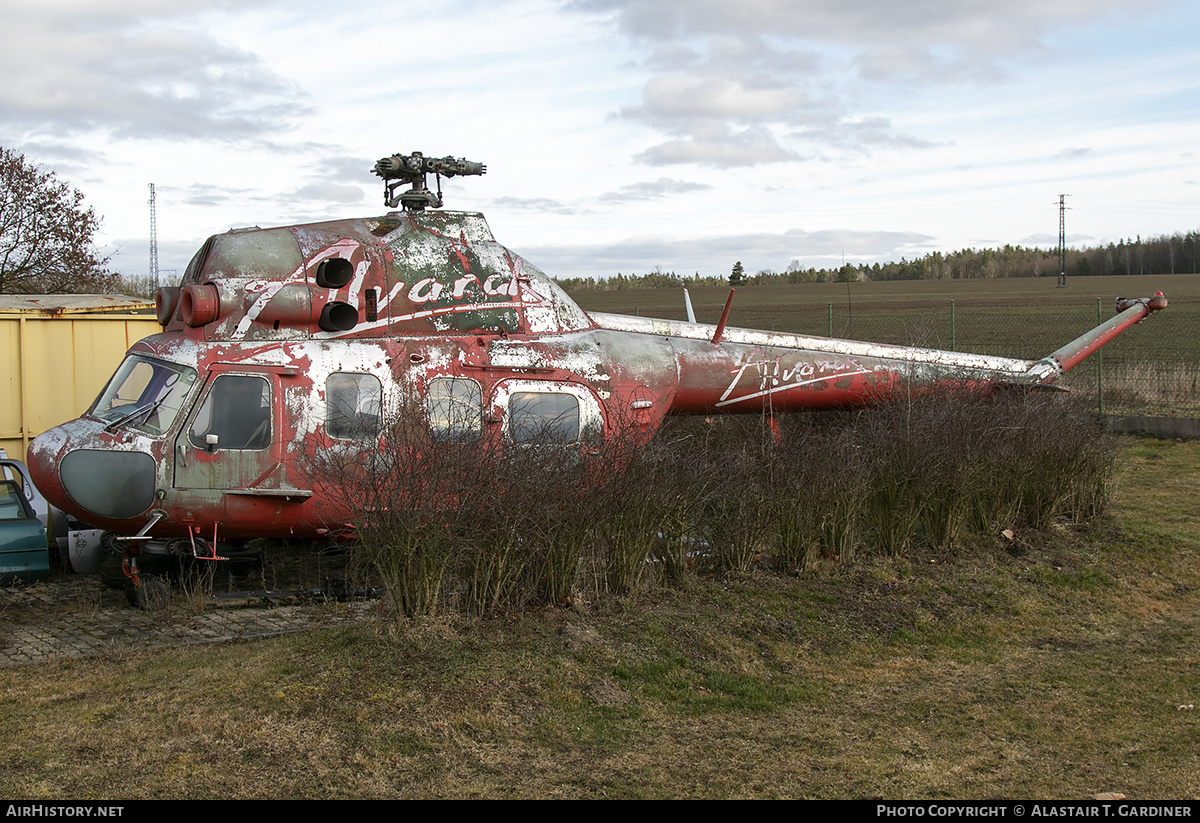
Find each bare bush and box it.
[308,408,470,620]
[854,389,1117,547]
[691,419,774,574]
[315,384,1117,621]
[592,431,690,593]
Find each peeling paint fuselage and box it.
[26,209,1165,542]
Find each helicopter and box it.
[26,151,1167,579]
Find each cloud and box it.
[598,178,713,201]
[287,155,374,204]
[0,139,109,183]
[573,0,1144,55]
[627,74,807,122]
[172,183,254,208]
[0,4,309,142]
[291,183,367,204]
[320,156,379,180]
[516,226,934,279]
[635,125,802,166]
[1022,233,1060,246]
[573,0,1145,165]
[1055,147,1095,159]
[490,196,581,214]
[788,116,939,153]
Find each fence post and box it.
[827,302,832,337]
[950,300,956,352]
[1096,298,1103,416]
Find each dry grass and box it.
[1,435,1197,799]
[1100,359,1200,414]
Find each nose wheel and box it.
[121,550,171,610]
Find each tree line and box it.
[555,233,1200,293]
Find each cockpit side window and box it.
[327,373,382,440]
[188,375,272,450]
[91,356,198,436]
[428,377,482,442]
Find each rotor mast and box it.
[373,152,486,211]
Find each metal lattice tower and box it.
[1057,194,1069,288]
[148,183,159,289]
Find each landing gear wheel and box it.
[99,531,123,558]
[126,575,171,611]
[98,555,129,590]
[166,538,194,557]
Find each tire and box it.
[126,574,171,611]
[98,555,129,590]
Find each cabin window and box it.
[327,373,382,440]
[428,378,482,442]
[188,375,272,451]
[91,355,197,436]
[509,392,580,444]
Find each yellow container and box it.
[0,295,160,460]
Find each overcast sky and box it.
[3,0,1197,282]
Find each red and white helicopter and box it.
[27,152,1166,575]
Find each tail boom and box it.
[588,293,1166,414]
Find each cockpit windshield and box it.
[91,356,198,436]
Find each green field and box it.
[571,274,1200,415]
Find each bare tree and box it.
[0,147,117,293]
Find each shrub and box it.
[317,387,1117,619]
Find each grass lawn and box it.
[0,435,1197,799]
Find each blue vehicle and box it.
[0,477,49,584]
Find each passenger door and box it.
[173,369,284,491]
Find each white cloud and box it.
[3,0,1196,284]
[490,196,582,215]
[573,0,1147,53]
[0,3,307,141]
[631,75,806,121]
[291,183,367,204]
[788,116,938,153]
[598,178,713,201]
[574,0,1150,165]
[635,125,801,166]
[518,226,934,280]
[172,183,254,208]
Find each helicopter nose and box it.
[28,425,157,522]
